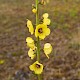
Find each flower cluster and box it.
[26,1,52,75]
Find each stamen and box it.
[36,64,40,68]
[38,28,43,33]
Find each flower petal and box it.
[43,18,51,25]
[27,20,34,35]
[45,28,50,36]
[35,64,43,74]
[28,48,35,59]
[39,33,45,39]
[44,43,52,58]
[29,64,35,71]
[26,37,35,49]
[43,13,49,18]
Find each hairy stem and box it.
[35,0,41,80]
[35,0,40,63]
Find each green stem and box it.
[35,0,40,62]
[38,74,41,80]
[37,37,40,62]
[36,0,39,25]
[35,0,41,80]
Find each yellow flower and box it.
[29,61,43,74]
[44,43,52,59]
[43,18,51,25]
[42,13,51,25]
[35,24,50,39]
[42,13,49,18]
[28,48,36,59]
[32,8,37,13]
[27,20,34,35]
[26,37,35,49]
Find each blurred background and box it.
[0,0,80,80]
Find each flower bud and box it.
[32,8,37,13]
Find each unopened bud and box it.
[32,8,37,13]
